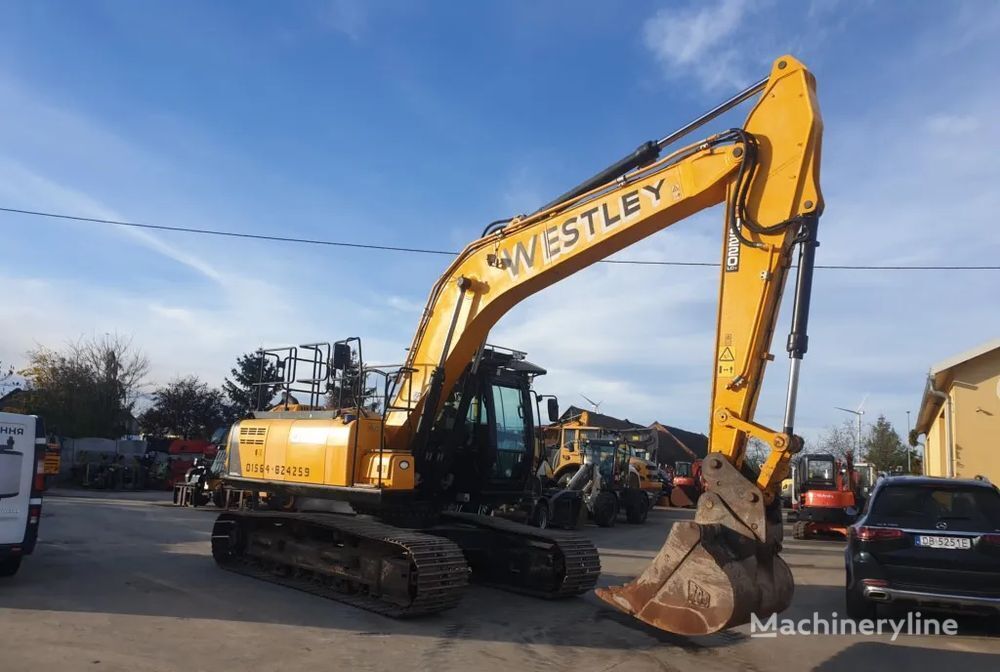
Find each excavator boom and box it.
[381,55,821,634]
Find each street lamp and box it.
[835,405,865,454]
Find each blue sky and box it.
[1,1,998,444]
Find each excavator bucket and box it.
[596,454,793,635]
[668,487,695,508]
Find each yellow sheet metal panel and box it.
[233,416,416,491]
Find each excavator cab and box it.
[422,346,545,505]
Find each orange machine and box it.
[791,453,861,539]
[670,459,704,508]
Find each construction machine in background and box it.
[570,438,653,526]
[853,461,877,506]
[211,54,823,635]
[174,446,229,507]
[791,453,863,539]
[540,413,666,496]
[670,459,704,508]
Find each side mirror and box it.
[332,342,351,370]
[547,397,559,422]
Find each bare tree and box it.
[20,333,149,438]
[71,334,149,411]
[744,437,770,471]
[814,419,857,461]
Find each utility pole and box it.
[905,410,911,473]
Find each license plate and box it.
[916,535,971,549]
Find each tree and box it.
[862,414,908,472]
[222,352,280,416]
[19,334,149,437]
[139,376,227,439]
[0,360,13,385]
[815,419,859,462]
[744,437,770,471]
[325,351,377,411]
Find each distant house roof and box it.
[648,421,709,464]
[558,406,644,431]
[0,387,25,411]
[916,338,1000,434]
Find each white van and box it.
[0,412,45,577]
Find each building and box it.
[914,338,1000,482]
[555,406,645,432]
[546,406,708,468]
[647,421,709,467]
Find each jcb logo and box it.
[686,580,711,608]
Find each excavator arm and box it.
[388,55,820,496]
[381,55,822,634]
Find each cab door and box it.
[485,381,532,490]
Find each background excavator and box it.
[211,54,823,636]
[790,453,876,539]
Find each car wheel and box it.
[793,520,809,540]
[0,556,22,578]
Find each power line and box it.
[2,206,998,271]
[0,207,456,256]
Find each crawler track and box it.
[211,511,468,617]
[435,512,601,598]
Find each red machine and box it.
[166,439,218,488]
[791,453,860,539]
[669,459,704,508]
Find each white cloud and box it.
[321,0,368,42]
[643,0,753,91]
[924,113,980,135]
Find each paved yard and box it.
[0,491,996,671]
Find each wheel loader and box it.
[565,437,653,527]
[540,413,666,497]
[210,55,824,635]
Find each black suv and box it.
[845,475,1000,618]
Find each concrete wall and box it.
[59,437,149,479]
[924,348,1000,482]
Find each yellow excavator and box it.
[212,54,822,635]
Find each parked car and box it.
[844,475,1000,619]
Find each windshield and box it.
[868,484,1000,532]
[210,449,227,475]
[209,426,228,445]
[631,447,651,461]
[675,462,692,477]
[805,458,835,483]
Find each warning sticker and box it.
[718,346,736,377]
